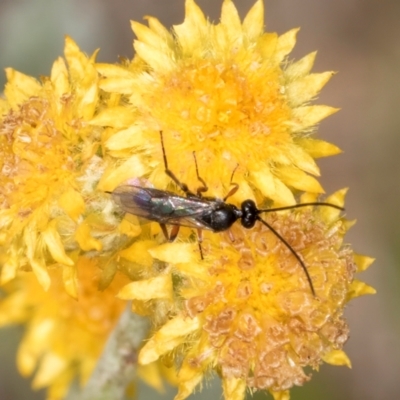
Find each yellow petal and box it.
[118,218,142,237]
[30,259,51,292]
[4,68,41,108]
[145,16,174,47]
[287,71,335,107]
[320,188,348,223]
[64,36,86,81]
[222,377,246,400]
[0,246,18,284]
[24,225,51,290]
[139,315,200,364]
[323,349,352,368]
[75,221,102,252]
[353,254,375,272]
[274,28,299,64]
[250,166,295,206]
[17,319,55,376]
[90,106,136,129]
[325,187,348,208]
[106,125,147,151]
[97,64,137,94]
[347,280,376,300]
[149,243,198,264]
[42,221,74,266]
[292,106,340,131]
[257,32,278,59]
[175,261,208,280]
[118,275,173,301]
[99,77,133,94]
[50,57,69,102]
[97,154,147,191]
[160,363,180,387]
[271,390,290,400]
[175,364,203,400]
[132,21,164,48]
[58,189,85,222]
[242,0,264,41]
[137,362,164,393]
[285,52,317,79]
[63,263,78,299]
[300,192,318,203]
[296,137,342,158]
[96,63,133,78]
[287,144,320,176]
[219,0,242,46]
[32,353,68,389]
[98,258,118,291]
[134,40,175,72]
[277,166,324,193]
[0,291,29,326]
[173,0,206,56]
[0,98,9,114]
[119,240,156,266]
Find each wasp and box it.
[110,131,344,296]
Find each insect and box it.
[110,131,344,296]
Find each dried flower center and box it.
[0,97,76,211]
[184,210,355,391]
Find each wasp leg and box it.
[196,228,204,260]
[160,223,169,241]
[169,224,180,242]
[159,131,195,196]
[223,164,239,201]
[192,151,208,197]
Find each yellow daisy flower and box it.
[97,0,340,206]
[0,258,129,400]
[0,37,142,294]
[125,190,375,400]
[0,0,375,399]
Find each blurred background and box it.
[0,0,398,399]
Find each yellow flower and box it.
[0,258,129,400]
[0,37,142,293]
[97,0,340,206]
[128,190,375,400]
[0,0,375,399]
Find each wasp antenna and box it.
[258,202,344,214]
[256,217,316,297]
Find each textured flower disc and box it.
[132,190,375,400]
[0,38,142,293]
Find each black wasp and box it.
[110,131,344,296]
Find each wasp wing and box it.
[111,185,215,229]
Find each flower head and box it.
[0,37,142,293]
[131,190,375,399]
[0,257,129,399]
[98,0,340,206]
[0,0,375,399]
